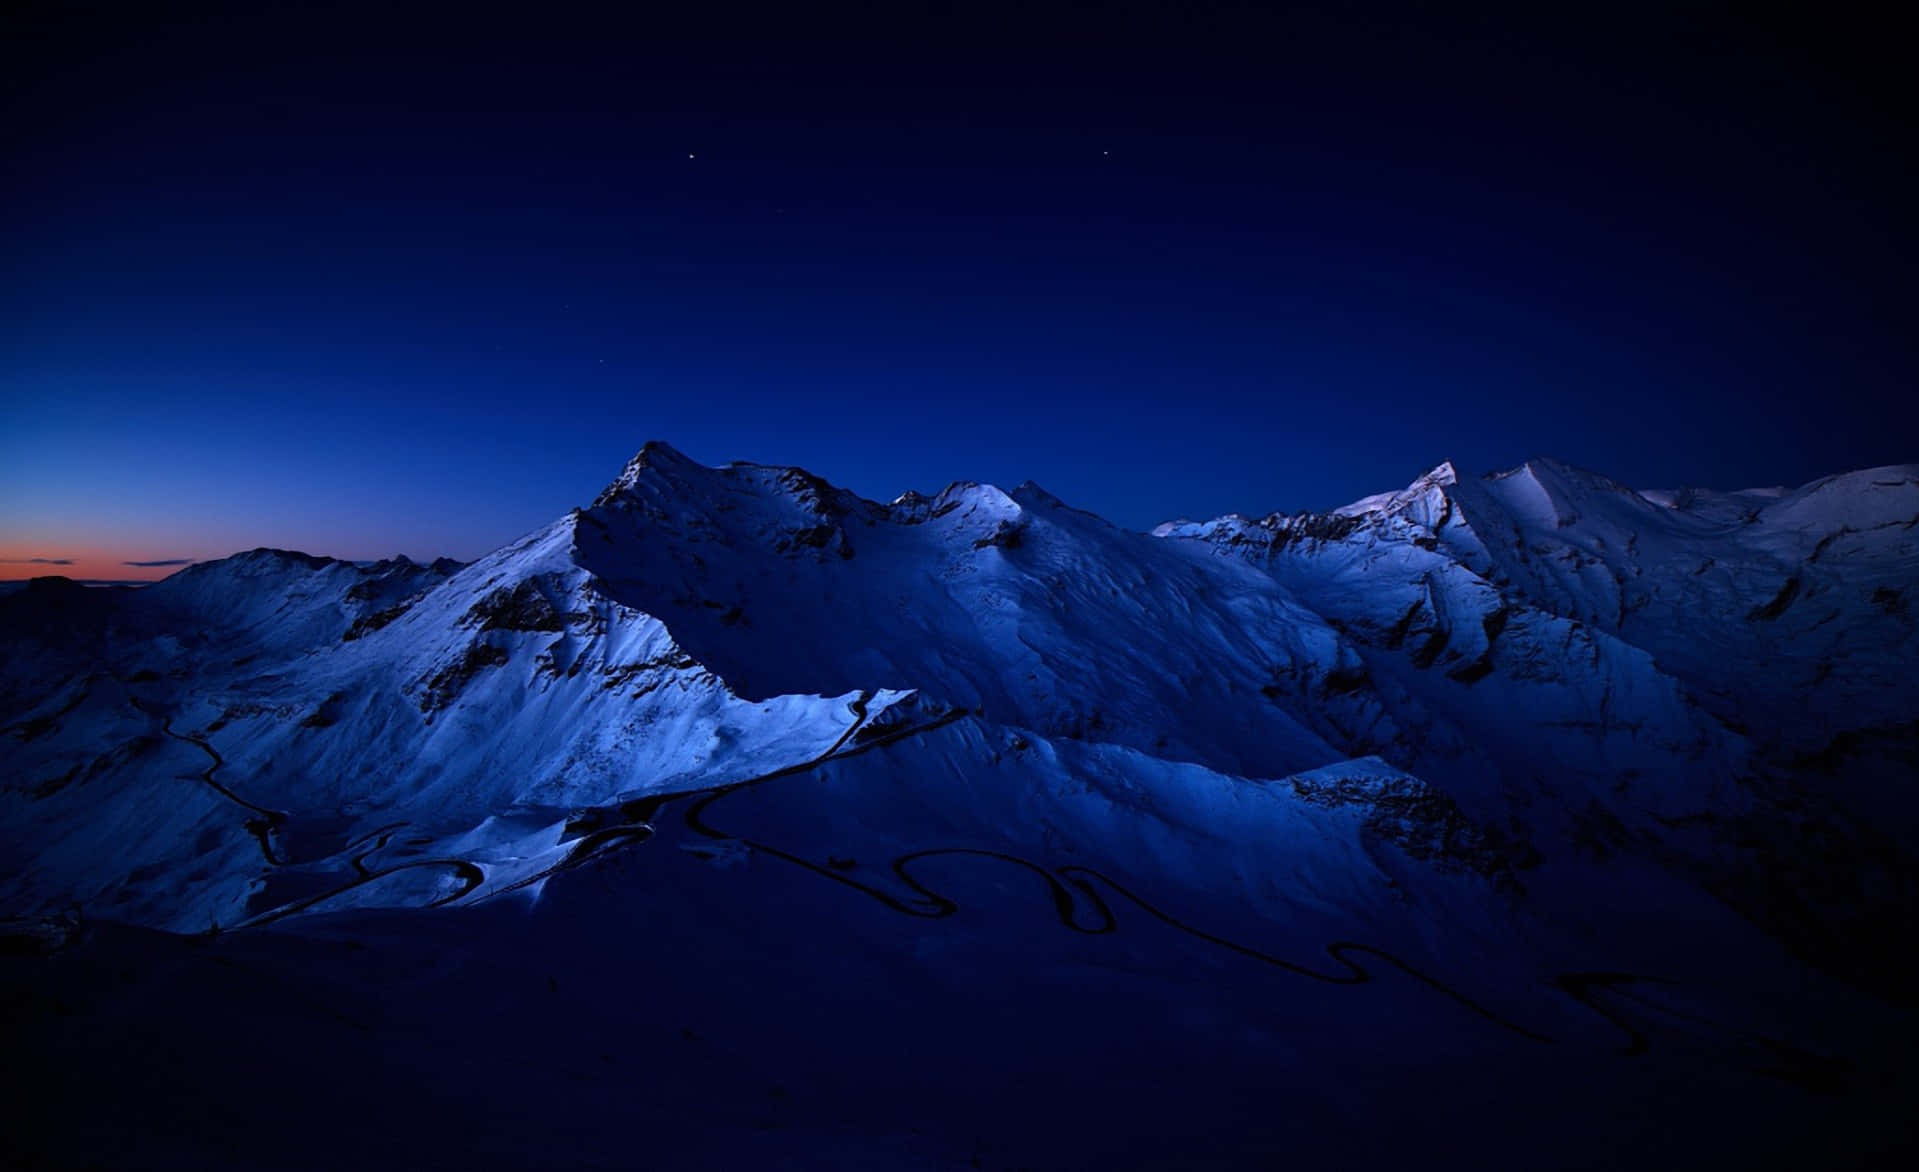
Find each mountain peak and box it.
[628,439,700,474]
[1009,480,1067,510]
[593,441,706,506]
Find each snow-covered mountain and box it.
[4,445,1915,1169]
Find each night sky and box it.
[4,1,1913,579]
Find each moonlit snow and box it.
[4,445,1915,1168]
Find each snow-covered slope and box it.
[1156,457,1919,1001]
[4,444,1915,1168]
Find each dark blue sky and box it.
[4,1,1913,573]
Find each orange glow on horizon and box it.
[0,545,195,584]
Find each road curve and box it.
[132,697,287,865]
[238,858,487,929]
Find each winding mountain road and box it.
[133,697,287,865]
[663,702,1840,1077]
[166,689,1840,1080]
[238,857,487,928]
[131,698,486,927]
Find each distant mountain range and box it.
[5,444,1915,1169]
